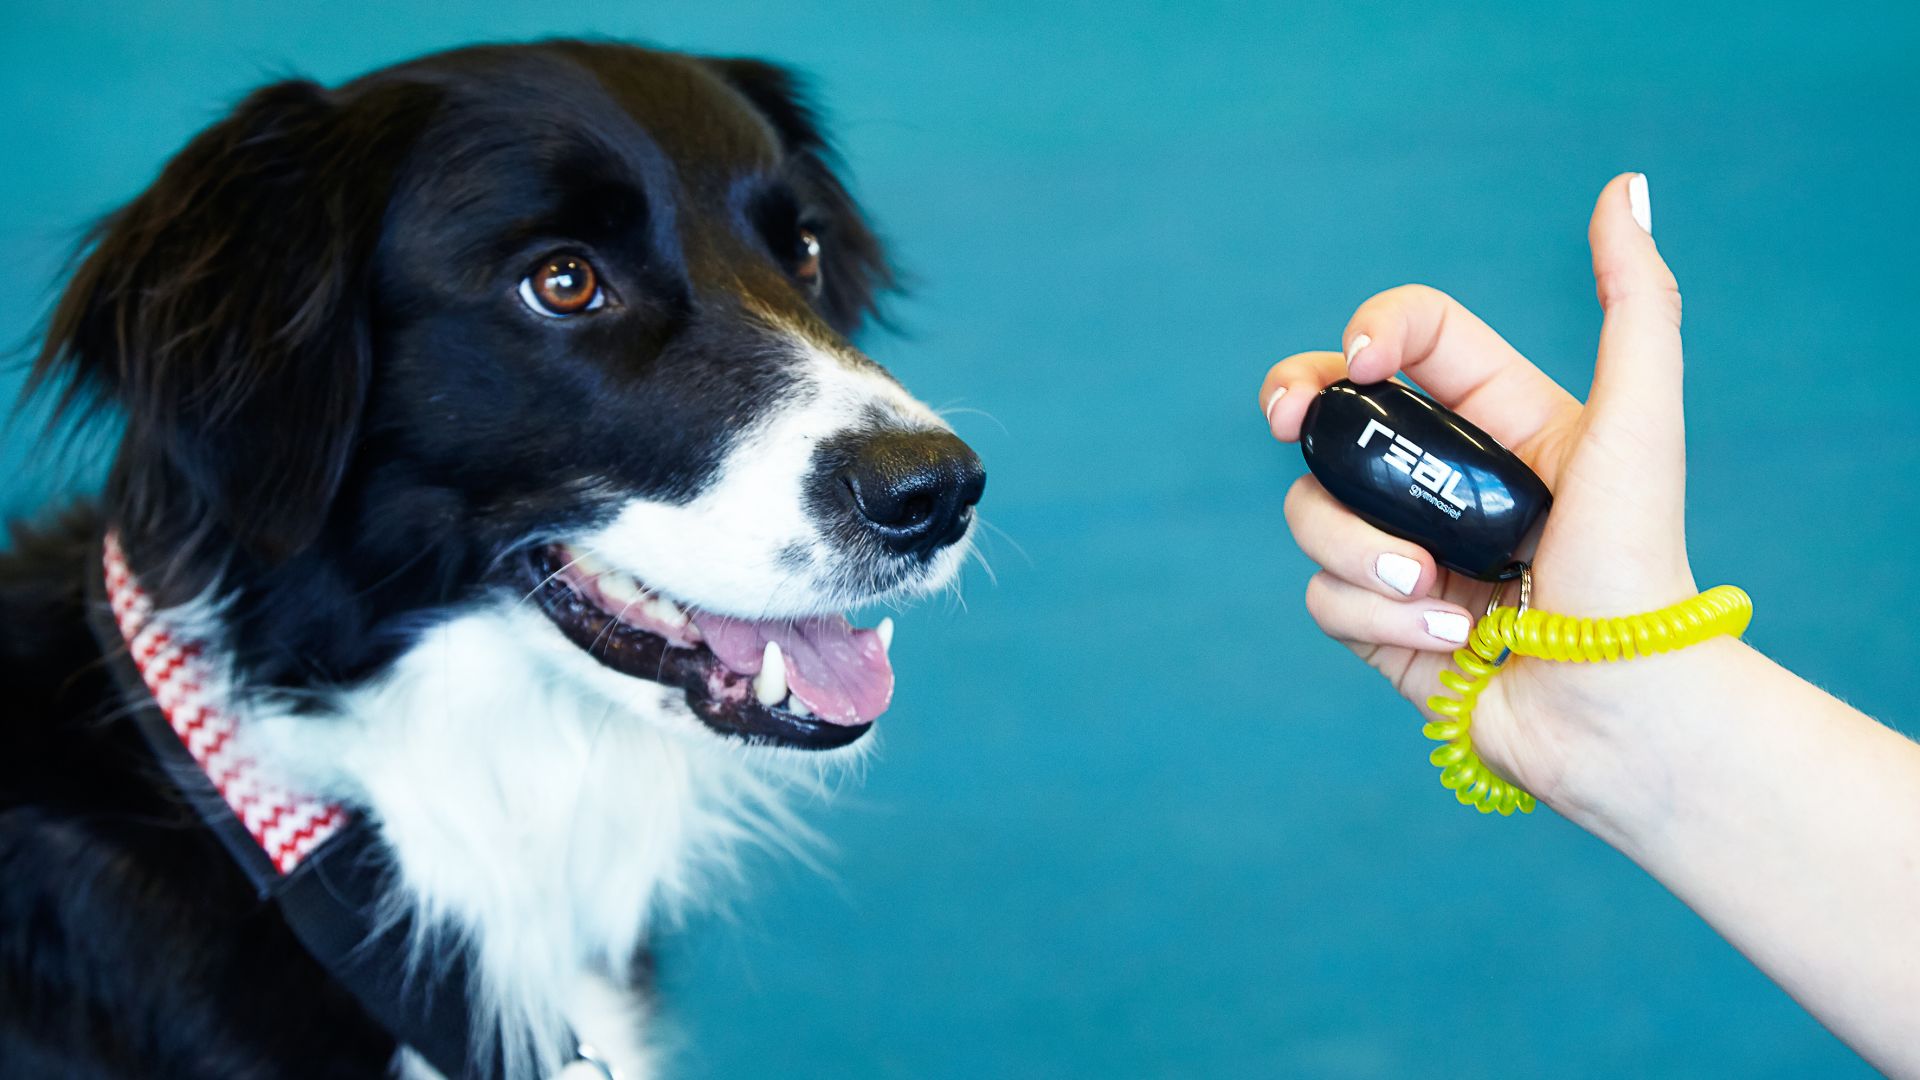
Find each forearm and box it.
[1557,641,1920,1076]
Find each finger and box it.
[1283,475,1440,600]
[1304,571,1475,652]
[1341,284,1581,452]
[1586,172,1686,525]
[1256,350,1347,442]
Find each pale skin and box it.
[1259,173,1920,1076]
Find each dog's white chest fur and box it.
[249,606,818,1079]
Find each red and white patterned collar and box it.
[102,531,348,875]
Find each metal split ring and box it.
[1485,564,1533,620]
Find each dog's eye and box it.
[795,229,822,291]
[518,256,606,318]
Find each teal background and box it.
[4,2,1917,1076]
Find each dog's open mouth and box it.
[524,545,891,750]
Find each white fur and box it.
[565,971,661,1079]
[247,601,856,1079]
[397,971,663,1079]
[584,321,964,617]
[231,322,966,1079]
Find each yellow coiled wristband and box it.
[1422,582,1754,815]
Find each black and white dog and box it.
[0,40,982,1079]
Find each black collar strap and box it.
[90,531,498,1080]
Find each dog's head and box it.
[37,41,982,751]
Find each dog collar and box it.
[101,530,350,872]
[94,530,500,1080]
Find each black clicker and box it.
[1298,379,1552,582]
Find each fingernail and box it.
[1344,333,1372,369]
[1262,385,1287,428]
[1628,173,1652,235]
[1375,553,1420,596]
[1423,610,1470,645]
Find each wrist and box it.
[1537,638,1769,851]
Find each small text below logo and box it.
[1358,419,1470,511]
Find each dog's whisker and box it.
[933,402,1009,437]
[583,588,644,657]
[973,515,1031,569]
[961,537,999,589]
[515,544,599,609]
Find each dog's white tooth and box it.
[596,571,643,607]
[876,616,895,652]
[753,641,788,707]
[787,694,812,717]
[644,593,688,628]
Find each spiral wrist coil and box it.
[1422,582,1754,815]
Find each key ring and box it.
[1484,564,1532,620]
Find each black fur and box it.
[2,40,893,1076]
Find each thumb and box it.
[1581,173,1689,560]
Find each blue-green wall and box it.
[3,2,1915,1076]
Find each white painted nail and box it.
[1262,386,1288,427]
[1628,173,1652,235]
[876,616,894,652]
[1344,333,1372,367]
[1375,553,1421,597]
[1423,611,1470,645]
[754,641,787,706]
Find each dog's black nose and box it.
[836,430,985,557]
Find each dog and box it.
[0,39,983,1079]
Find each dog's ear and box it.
[33,78,429,564]
[704,57,895,333]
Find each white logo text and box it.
[1357,419,1470,514]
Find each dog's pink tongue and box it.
[694,612,892,726]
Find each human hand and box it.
[1258,174,1720,819]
